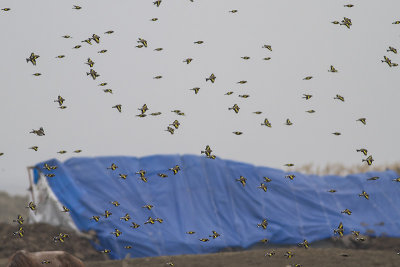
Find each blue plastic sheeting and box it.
[34,155,400,259]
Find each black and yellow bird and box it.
[111,229,122,237]
[285,174,295,180]
[262,44,272,51]
[183,58,193,64]
[107,163,118,170]
[1,8,11,11]
[142,204,154,210]
[13,227,24,238]
[298,239,309,249]
[302,94,312,100]
[201,145,213,157]
[262,57,271,60]
[225,91,233,95]
[120,213,130,221]
[344,4,354,7]
[393,21,400,24]
[209,231,220,239]
[265,251,275,257]
[257,219,268,229]
[194,41,204,44]
[104,89,113,94]
[362,155,374,166]
[261,119,271,127]
[150,112,161,116]
[190,87,200,94]
[236,176,247,187]
[104,31,114,34]
[26,52,40,66]
[103,210,112,218]
[72,5,82,9]
[138,104,148,114]
[150,18,158,21]
[55,55,65,59]
[328,65,338,72]
[392,177,400,182]
[206,73,216,83]
[153,75,162,79]
[332,21,340,24]
[367,176,379,181]
[153,0,162,7]
[32,73,42,76]
[87,69,100,80]
[45,174,55,178]
[229,10,238,13]
[91,216,100,222]
[13,215,24,225]
[74,150,82,153]
[382,56,392,67]
[328,189,337,193]
[263,177,272,182]
[169,165,181,175]
[258,183,267,192]
[136,170,146,177]
[356,148,368,156]
[62,206,70,212]
[30,127,45,136]
[26,202,36,211]
[137,38,148,47]
[387,46,397,54]
[186,231,195,234]
[29,146,39,151]
[285,119,293,126]
[332,132,341,136]
[99,83,107,86]
[303,76,313,80]
[98,50,108,53]
[112,104,122,113]
[85,58,95,67]
[334,94,345,102]
[100,249,111,253]
[62,35,71,38]
[241,56,250,60]
[119,174,128,179]
[124,246,132,249]
[334,222,344,237]
[130,222,140,228]
[253,111,262,114]
[145,217,155,224]
[154,48,163,51]
[284,251,294,259]
[57,150,67,154]
[237,80,247,84]
[165,126,175,135]
[158,173,168,178]
[110,201,120,207]
[199,238,209,242]
[341,209,352,215]
[169,120,180,129]
[306,110,316,113]
[359,191,369,200]
[238,95,250,98]
[73,45,82,49]
[357,118,366,125]
[232,131,243,135]
[228,104,240,113]
[82,38,92,45]
[92,34,100,44]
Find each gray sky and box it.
[1,0,400,195]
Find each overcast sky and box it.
[1,0,400,195]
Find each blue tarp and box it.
[34,155,400,259]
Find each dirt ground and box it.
[1,221,400,267]
[1,247,399,267]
